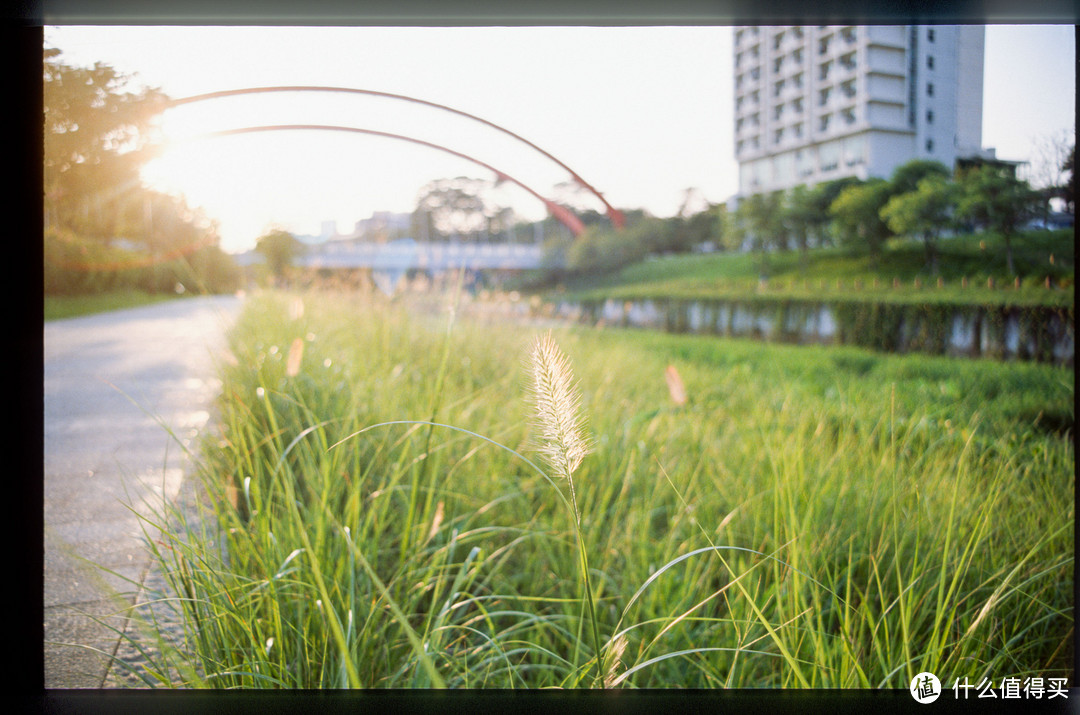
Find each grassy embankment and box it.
[124,288,1073,689]
[558,230,1074,308]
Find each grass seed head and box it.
[603,634,629,688]
[528,332,590,479]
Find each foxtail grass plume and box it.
[528,332,590,481]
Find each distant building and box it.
[733,25,995,198]
[321,220,339,239]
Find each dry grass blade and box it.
[665,365,687,406]
[286,337,304,377]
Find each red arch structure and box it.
[167,85,625,231]
[188,124,586,237]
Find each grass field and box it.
[130,288,1073,689]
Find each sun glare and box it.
[141,103,230,200]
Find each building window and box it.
[819,37,830,55]
[774,57,784,74]
[820,114,831,132]
[792,72,804,88]
[792,26,804,39]
[927,82,934,97]
[819,87,832,106]
[793,97,803,113]
[774,79,785,97]
[820,61,832,80]
[927,55,934,69]
[926,139,934,152]
[793,48,803,64]
[842,108,856,125]
[926,109,934,123]
[774,31,785,50]
[774,128,784,145]
[927,28,935,42]
[840,52,856,70]
[774,104,784,120]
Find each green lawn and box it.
[125,289,1073,689]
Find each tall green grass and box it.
[130,289,1072,688]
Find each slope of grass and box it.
[127,290,1072,689]
[561,230,1074,308]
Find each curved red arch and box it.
[168,85,623,229]
[183,123,587,237]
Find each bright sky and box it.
[44,25,1074,254]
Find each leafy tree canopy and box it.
[888,159,951,196]
[44,48,169,238]
[256,229,304,281]
[828,178,893,262]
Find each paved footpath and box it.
[43,295,242,689]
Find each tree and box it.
[828,179,894,266]
[670,202,724,253]
[564,214,670,277]
[957,166,1043,275]
[880,175,958,274]
[888,158,951,197]
[799,176,860,250]
[1027,129,1073,197]
[43,48,168,239]
[730,192,784,275]
[256,229,303,285]
[1061,144,1075,215]
[783,184,822,270]
[414,176,509,241]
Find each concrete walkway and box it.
[43,295,241,689]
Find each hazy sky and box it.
[45,25,1074,253]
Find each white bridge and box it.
[297,238,544,271]
[293,238,545,294]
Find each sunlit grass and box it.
[126,288,1072,688]
[44,290,186,321]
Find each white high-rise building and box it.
[733,25,991,198]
